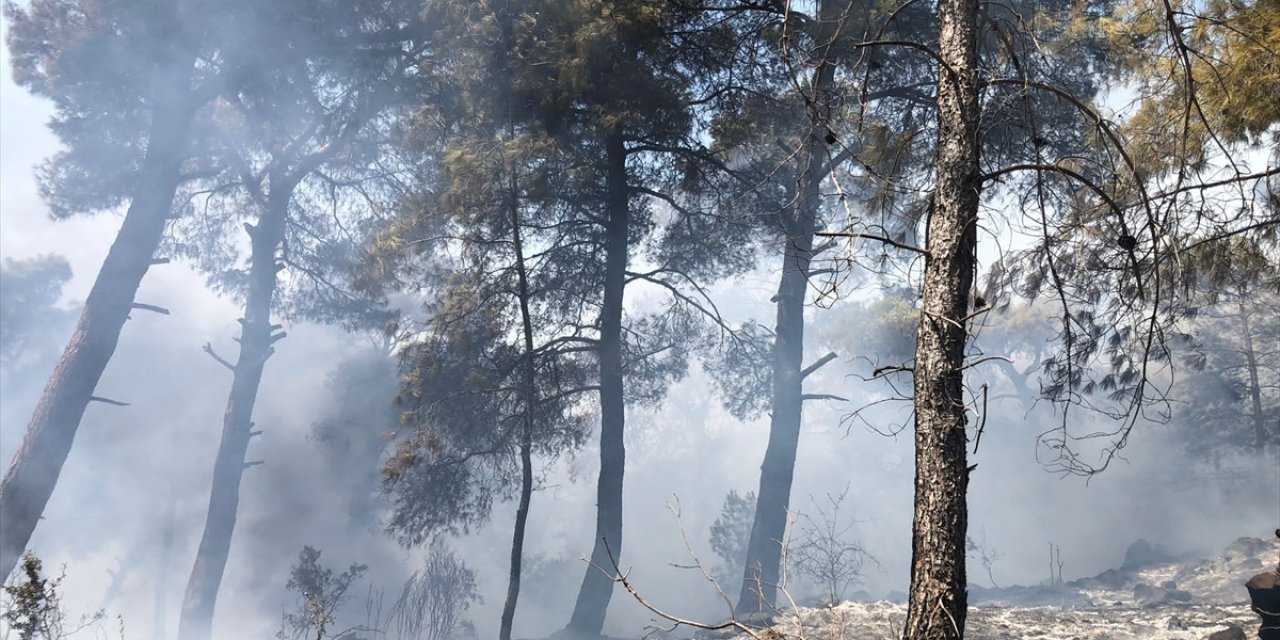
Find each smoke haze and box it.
[1,4,1276,640]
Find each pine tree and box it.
[173,3,421,637]
[1,0,210,579]
[367,3,756,635]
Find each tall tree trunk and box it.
[0,50,196,579]
[1240,309,1268,452]
[902,0,981,635]
[735,0,840,616]
[734,153,819,618]
[500,160,537,640]
[565,132,629,639]
[178,175,291,640]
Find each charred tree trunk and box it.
[177,174,292,640]
[565,132,629,638]
[500,160,538,640]
[902,0,981,635]
[0,48,196,579]
[735,0,840,616]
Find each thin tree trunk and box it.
[0,50,196,579]
[735,0,839,616]
[1240,310,1268,452]
[902,0,981,634]
[178,174,291,640]
[500,155,538,640]
[735,171,817,617]
[565,132,629,639]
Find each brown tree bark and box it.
[564,132,629,639]
[902,0,981,635]
[735,0,842,616]
[0,49,197,579]
[177,173,292,640]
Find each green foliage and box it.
[2,553,104,640]
[0,255,72,368]
[1103,0,1280,151]
[3,553,62,640]
[704,322,775,421]
[1171,241,1280,459]
[709,489,756,587]
[813,289,919,377]
[161,0,417,330]
[384,312,591,543]
[277,547,369,640]
[3,0,184,217]
[372,0,750,552]
[1200,0,1280,142]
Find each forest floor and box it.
[694,534,1280,640]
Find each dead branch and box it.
[131,303,170,315]
[663,498,738,623]
[88,396,130,407]
[872,364,913,378]
[972,384,988,454]
[802,393,849,402]
[594,538,771,640]
[202,343,236,372]
[801,352,839,379]
[815,230,929,255]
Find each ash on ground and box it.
[699,534,1279,640]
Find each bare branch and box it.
[801,352,839,379]
[131,303,171,316]
[802,393,849,402]
[815,230,929,255]
[88,396,130,407]
[202,343,236,372]
[594,538,769,640]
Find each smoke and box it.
[1,235,1275,639]
[2,8,1277,640]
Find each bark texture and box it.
[177,174,291,640]
[565,132,629,638]
[902,0,981,635]
[735,0,841,616]
[0,51,196,579]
